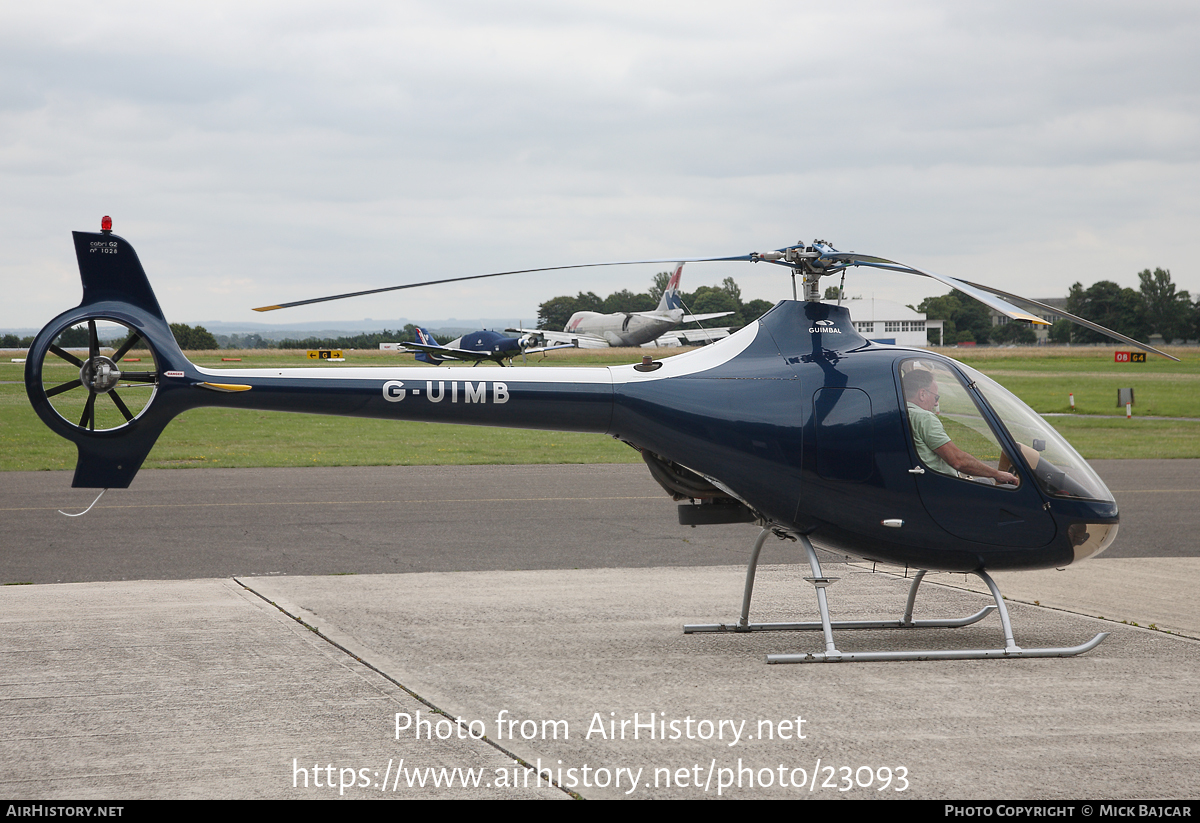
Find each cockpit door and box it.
[899,359,1056,548]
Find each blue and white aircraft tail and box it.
[411,326,447,365]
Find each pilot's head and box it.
[904,368,940,412]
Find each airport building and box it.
[841,297,935,347]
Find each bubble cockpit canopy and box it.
[958,363,1115,503]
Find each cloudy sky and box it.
[3,1,1198,330]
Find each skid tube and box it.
[683,528,1109,663]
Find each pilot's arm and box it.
[934,442,1019,486]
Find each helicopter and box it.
[25,218,1178,663]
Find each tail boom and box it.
[27,227,612,488]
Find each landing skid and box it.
[683,528,1109,663]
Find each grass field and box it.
[3,343,1198,472]
[947,346,1200,417]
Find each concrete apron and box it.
[6,559,1193,799]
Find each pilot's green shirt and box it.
[907,402,955,476]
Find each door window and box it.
[900,359,1014,484]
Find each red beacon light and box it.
[100,216,112,233]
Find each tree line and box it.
[2,323,221,350]
[3,323,474,352]
[273,325,453,349]
[536,272,774,331]
[917,268,1195,345]
[4,271,773,352]
[1051,269,1193,344]
[196,325,452,349]
[10,267,1189,352]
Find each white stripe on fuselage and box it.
[606,319,758,383]
[192,320,761,386]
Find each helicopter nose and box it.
[1068,521,1119,562]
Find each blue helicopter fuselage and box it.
[26,230,1119,574]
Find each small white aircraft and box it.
[508,263,733,348]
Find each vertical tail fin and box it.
[26,224,193,488]
[73,230,170,321]
[412,326,446,364]
[655,263,685,313]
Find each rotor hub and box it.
[80,355,122,394]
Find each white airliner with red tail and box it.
[508,263,733,348]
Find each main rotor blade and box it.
[957,279,1181,362]
[829,253,1051,326]
[252,255,755,312]
[833,251,1179,361]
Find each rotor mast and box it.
[751,240,838,302]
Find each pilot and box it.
[903,368,1019,486]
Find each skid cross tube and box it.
[683,528,1109,663]
[683,529,995,634]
